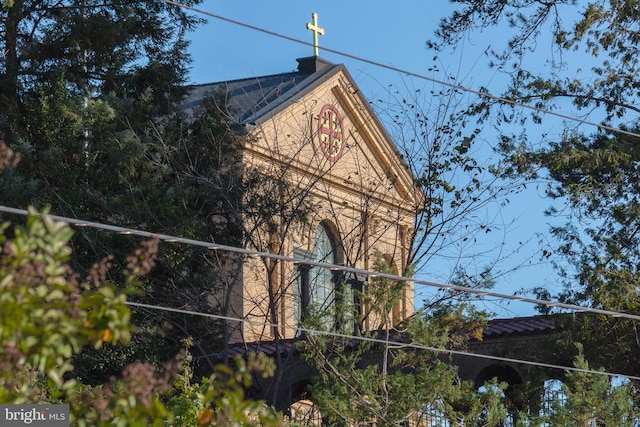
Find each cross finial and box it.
[306,12,324,57]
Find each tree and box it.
[510,344,640,427]
[0,0,545,417]
[547,347,640,427]
[375,80,521,283]
[299,255,506,426]
[0,204,284,425]
[430,0,640,379]
[0,0,199,139]
[0,78,249,377]
[0,0,235,379]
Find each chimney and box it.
[296,56,333,75]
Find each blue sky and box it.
[184,1,567,318]
[187,2,451,87]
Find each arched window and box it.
[311,223,336,307]
[294,222,343,330]
[294,222,359,332]
[308,223,338,328]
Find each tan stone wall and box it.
[233,69,418,343]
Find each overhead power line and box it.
[127,301,640,382]
[164,0,640,141]
[4,204,640,380]
[2,204,640,322]
[2,2,637,388]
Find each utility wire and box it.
[2,1,637,386]
[127,301,640,382]
[164,0,640,141]
[4,204,639,380]
[3,204,640,322]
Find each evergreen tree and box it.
[0,0,249,379]
[0,0,198,138]
[299,255,507,426]
[549,350,640,427]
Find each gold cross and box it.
[306,12,324,57]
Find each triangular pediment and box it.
[247,61,419,215]
[183,59,419,345]
[182,58,420,215]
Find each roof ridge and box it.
[188,70,300,88]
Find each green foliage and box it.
[432,0,640,384]
[0,209,283,426]
[519,129,640,375]
[527,345,640,427]
[183,352,282,427]
[299,254,505,426]
[1,82,253,378]
[0,207,134,403]
[72,349,283,427]
[0,0,200,120]
[2,0,312,389]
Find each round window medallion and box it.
[318,104,345,162]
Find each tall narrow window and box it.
[541,378,566,424]
[309,223,337,327]
[295,222,358,331]
[293,248,312,329]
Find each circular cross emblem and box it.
[318,104,345,162]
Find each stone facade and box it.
[184,56,420,344]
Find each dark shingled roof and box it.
[226,339,295,358]
[217,316,560,359]
[180,56,342,128]
[223,336,362,359]
[483,315,558,337]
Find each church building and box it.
[177,15,567,422]
[181,16,420,350]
